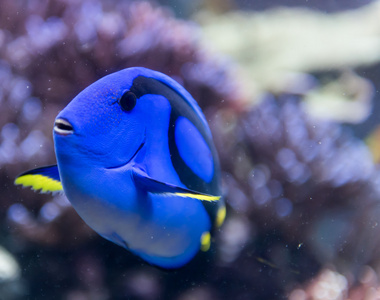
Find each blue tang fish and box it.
[15,67,226,269]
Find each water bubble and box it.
[219,217,251,263]
[26,16,68,51]
[275,198,293,217]
[6,37,31,67]
[249,167,267,189]
[8,78,32,108]
[22,97,42,121]
[1,123,19,142]
[228,186,249,212]
[75,1,102,43]
[7,204,31,226]
[0,140,17,163]
[39,202,60,223]
[268,180,283,198]
[20,130,46,159]
[276,148,297,170]
[288,162,311,184]
[253,186,271,205]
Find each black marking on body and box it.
[130,76,222,225]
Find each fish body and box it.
[15,67,225,269]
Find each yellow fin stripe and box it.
[200,231,211,252]
[216,205,226,227]
[174,193,221,202]
[15,174,63,193]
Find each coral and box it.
[0,0,240,299]
[212,94,380,269]
[207,92,380,299]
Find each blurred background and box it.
[1,0,380,299]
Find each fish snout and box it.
[54,118,74,135]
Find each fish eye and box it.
[118,91,137,112]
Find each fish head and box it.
[53,68,156,169]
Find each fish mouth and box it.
[54,119,74,135]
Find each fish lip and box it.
[54,118,74,136]
[106,135,146,170]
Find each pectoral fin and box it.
[15,165,63,194]
[132,167,220,202]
